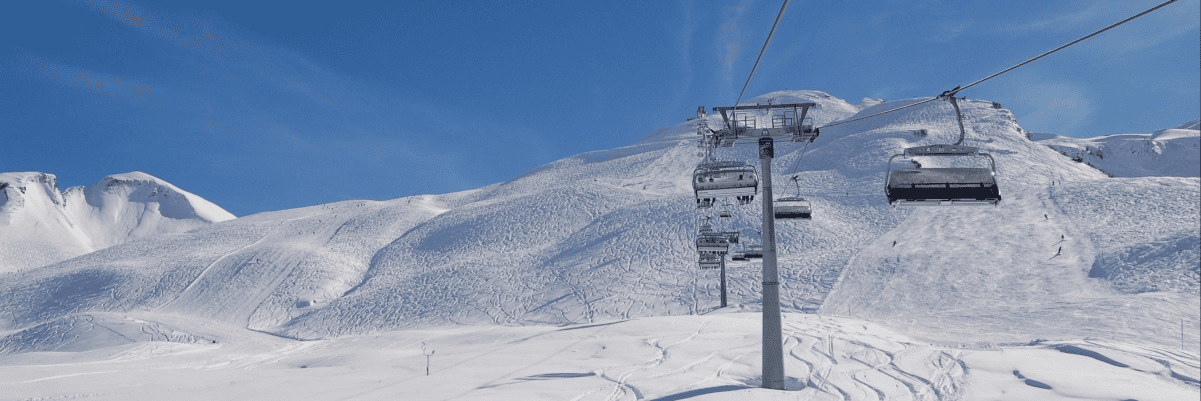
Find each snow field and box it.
[0,312,1195,400]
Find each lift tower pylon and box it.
[704,103,802,390]
[758,137,785,390]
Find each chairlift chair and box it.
[743,244,764,259]
[774,176,813,219]
[885,144,1000,206]
[696,231,740,254]
[696,235,731,254]
[731,251,747,261]
[693,161,759,207]
[774,197,812,219]
[698,253,723,270]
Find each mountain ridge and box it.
[0,171,235,273]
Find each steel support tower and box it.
[758,137,785,390]
[702,103,813,390]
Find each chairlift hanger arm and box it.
[885,154,902,195]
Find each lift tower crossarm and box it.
[711,103,820,147]
[712,102,816,112]
[713,102,816,127]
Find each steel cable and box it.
[817,0,1178,130]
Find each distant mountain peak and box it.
[0,171,235,272]
[1034,119,1200,178]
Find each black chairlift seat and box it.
[887,168,999,205]
[886,145,1000,206]
[698,253,723,270]
[774,197,812,220]
[693,161,759,200]
[731,251,747,261]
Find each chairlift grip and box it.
[948,96,968,146]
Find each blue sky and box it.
[2,0,1197,217]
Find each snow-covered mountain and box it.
[1032,119,1200,178]
[0,91,1197,399]
[0,171,235,273]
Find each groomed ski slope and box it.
[0,90,1197,399]
[1,312,1196,400]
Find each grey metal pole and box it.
[759,137,785,390]
[720,256,728,308]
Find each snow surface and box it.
[0,171,235,273]
[1,90,1197,399]
[1032,119,1200,178]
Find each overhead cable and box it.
[732,0,791,111]
[945,0,1178,97]
[819,0,1178,130]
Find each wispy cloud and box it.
[716,0,754,97]
[61,0,503,200]
[929,20,972,43]
[1000,0,1199,54]
[671,0,698,108]
[23,56,166,103]
[1006,1,1121,34]
[998,77,1094,137]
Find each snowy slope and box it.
[0,173,93,273]
[1,90,1197,369]
[1,312,1196,400]
[1032,119,1200,178]
[0,171,235,273]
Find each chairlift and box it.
[719,203,733,218]
[696,230,739,254]
[884,94,1001,206]
[731,251,747,261]
[774,176,813,220]
[743,244,764,259]
[693,161,758,208]
[885,144,1000,206]
[698,253,723,270]
[774,197,812,219]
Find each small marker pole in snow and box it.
[422,343,435,376]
